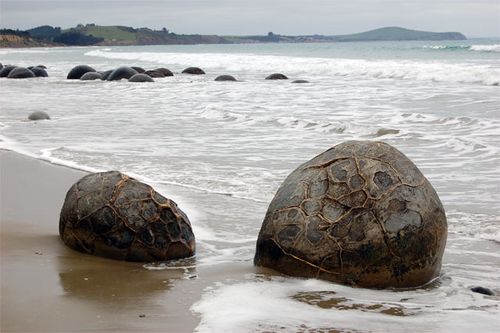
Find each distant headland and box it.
[0,25,466,48]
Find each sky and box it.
[1,0,499,37]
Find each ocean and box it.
[1,39,499,332]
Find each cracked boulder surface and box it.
[254,141,447,289]
[59,171,195,262]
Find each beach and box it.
[1,41,500,332]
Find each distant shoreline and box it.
[0,25,466,48]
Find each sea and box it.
[1,39,499,332]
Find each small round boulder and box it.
[182,67,205,75]
[7,67,35,79]
[99,70,113,80]
[28,111,50,120]
[0,65,16,77]
[107,66,138,81]
[131,66,146,73]
[80,72,103,80]
[215,75,237,82]
[266,73,288,80]
[254,141,447,289]
[129,73,154,82]
[67,65,96,79]
[59,171,196,261]
[292,79,309,84]
[30,66,49,77]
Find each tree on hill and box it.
[53,31,103,45]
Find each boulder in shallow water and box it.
[99,70,113,80]
[292,79,309,84]
[59,171,196,261]
[7,67,35,79]
[131,66,146,73]
[80,72,103,81]
[129,73,154,82]
[254,140,447,289]
[471,286,495,296]
[30,66,48,77]
[67,65,96,79]
[28,111,50,120]
[182,67,205,75]
[0,65,16,77]
[107,66,138,81]
[215,75,237,82]
[266,73,288,80]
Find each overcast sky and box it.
[1,0,499,37]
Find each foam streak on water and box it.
[1,41,499,332]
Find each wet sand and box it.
[0,150,256,332]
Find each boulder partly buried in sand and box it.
[59,171,196,262]
[28,111,50,120]
[67,65,96,79]
[254,140,447,289]
[182,67,205,75]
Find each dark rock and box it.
[215,75,237,82]
[0,65,16,77]
[292,79,309,84]
[7,67,35,79]
[28,111,50,120]
[59,171,196,262]
[155,68,174,77]
[80,72,103,80]
[107,67,138,81]
[0,63,3,70]
[129,73,154,82]
[30,66,49,77]
[67,65,97,80]
[131,66,145,73]
[99,70,113,81]
[266,73,288,80]
[182,67,205,75]
[471,286,495,296]
[254,140,447,289]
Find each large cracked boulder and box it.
[254,141,447,289]
[60,171,196,262]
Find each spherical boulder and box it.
[266,73,288,80]
[0,65,17,77]
[254,141,447,289]
[59,171,196,261]
[80,72,103,80]
[129,73,154,82]
[7,67,35,79]
[107,66,138,81]
[99,70,113,80]
[30,66,49,77]
[67,65,96,79]
[182,67,205,75]
[28,111,50,120]
[215,75,237,82]
[131,66,146,73]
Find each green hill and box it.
[330,27,466,41]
